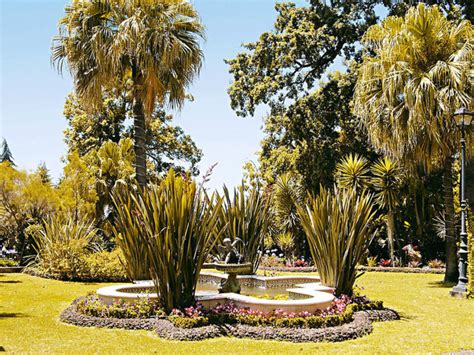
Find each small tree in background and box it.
[0,139,15,166]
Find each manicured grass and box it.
[0,272,472,353]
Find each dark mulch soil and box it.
[60,298,399,343]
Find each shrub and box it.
[114,171,224,312]
[427,259,445,269]
[216,184,272,273]
[168,315,209,328]
[111,184,151,281]
[76,294,165,319]
[298,187,377,295]
[0,258,18,267]
[366,256,378,267]
[84,249,127,281]
[29,215,98,280]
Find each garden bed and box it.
[59,295,399,343]
[259,266,445,274]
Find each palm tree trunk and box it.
[387,208,396,262]
[132,96,147,187]
[443,157,458,283]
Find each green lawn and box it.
[0,272,472,353]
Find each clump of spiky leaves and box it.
[217,184,272,274]
[297,187,377,296]
[28,214,98,280]
[370,157,400,260]
[134,171,223,312]
[335,153,370,191]
[111,184,151,281]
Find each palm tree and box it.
[52,0,204,187]
[335,153,370,191]
[273,173,306,257]
[354,4,473,282]
[371,157,400,261]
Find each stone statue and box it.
[218,238,243,264]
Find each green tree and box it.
[36,163,51,185]
[354,4,473,282]
[52,0,204,187]
[0,139,15,166]
[64,90,202,176]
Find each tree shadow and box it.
[0,312,27,318]
[397,312,416,321]
[0,280,21,284]
[428,281,455,288]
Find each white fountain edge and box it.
[96,273,335,313]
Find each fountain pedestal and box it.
[213,262,252,294]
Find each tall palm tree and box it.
[371,157,400,261]
[52,0,204,187]
[354,3,473,282]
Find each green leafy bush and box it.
[29,215,98,280]
[298,187,377,295]
[0,259,18,267]
[168,315,209,328]
[111,184,151,281]
[217,184,272,273]
[113,170,224,312]
[84,249,127,281]
[76,294,165,319]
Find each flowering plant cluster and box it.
[76,294,165,319]
[378,258,392,267]
[289,259,309,268]
[167,294,383,329]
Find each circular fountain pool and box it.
[97,272,334,313]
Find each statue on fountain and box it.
[218,238,243,264]
[216,237,250,294]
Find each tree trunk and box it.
[132,97,147,188]
[387,208,396,262]
[443,158,458,283]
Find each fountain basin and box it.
[96,272,334,313]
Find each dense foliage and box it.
[112,171,223,312]
[298,187,378,295]
[216,184,272,273]
[354,3,473,281]
[53,0,204,186]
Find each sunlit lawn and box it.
[0,272,473,353]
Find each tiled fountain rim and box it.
[96,272,335,313]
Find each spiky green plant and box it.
[217,184,272,274]
[297,187,377,296]
[335,154,370,191]
[134,171,223,312]
[111,184,150,281]
[29,214,98,279]
[370,157,400,261]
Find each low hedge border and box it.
[60,298,399,343]
[23,267,129,283]
[259,266,445,274]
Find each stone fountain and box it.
[214,238,252,293]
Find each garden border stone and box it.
[60,298,399,343]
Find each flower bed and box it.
[60,293,398,342]
[259,265,446,274]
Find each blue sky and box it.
[0,0,315,189]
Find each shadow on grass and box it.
[428,281,455,288]
[0,280,21,284]
[0,312,27,318]
[397,312,416,321]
